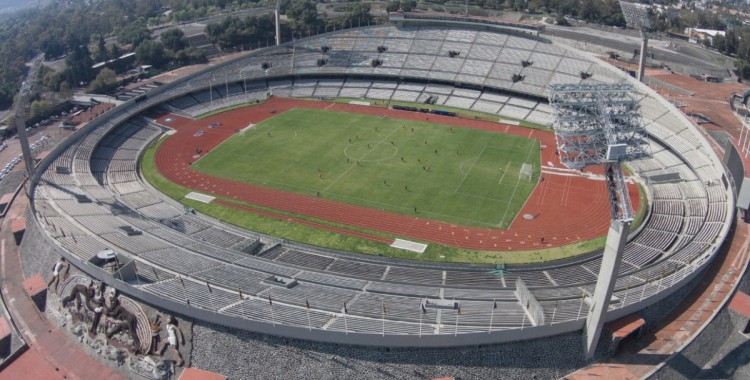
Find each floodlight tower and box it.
[620,1,653,82]
[13,53,45,182]
[547,83,651,359]
[274,0,281,46]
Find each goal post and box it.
[520,163,533,182]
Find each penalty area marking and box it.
[185,192,215,203]
[391,239,427,253]
[239,124,256,135]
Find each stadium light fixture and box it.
[548,83,650,220]
[548,82,651,358]
[619,1,653,82]
[620,1,652,30]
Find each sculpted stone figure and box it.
[61,281,106,336]
[154,313,184,366]
[103,288,141,351]
[47,257,70,292]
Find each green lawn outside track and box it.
[192,108,541,228]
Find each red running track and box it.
[154,97,639,251]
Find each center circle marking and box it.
[344,141,399,162]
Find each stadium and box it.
[19,12,737,377]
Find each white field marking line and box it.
[562,175,572,207]
[458,156,478,176]
[322,127,400,193]
[325,103,336,110]
[267,131,299,146]
[343,142,399,162]
[497,161,512,185]
[541,165,579,172]
[230,128,298,162]
[227,129,303,185]
[559,175,568,207]
[497,143,536,226]
[536,172,551,206]
[539,170,584,178]
[454,190,512,205]
[325,190,501,227]
[239,124,256,133]
[241,177,326,194]
[247,149,499,226]
[453,145,486,193]
[535,168,584,206]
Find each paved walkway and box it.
[0,194,124,380]
[564,221,750,379]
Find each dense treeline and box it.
[0,0,248,107]
[203,1,374,47]
[0,1,161,106]
[205,14,279,50]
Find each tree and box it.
[116,23,151,47]
[43,70,66,92]
[29,99,50,120]
[40,35,66,59]
[285,0,321,34]
[88,68,118,93]
[343,3,373,28]
[161,28,188,52]
[205,14,276,50]
[109,43,122,60]
[175,47,208,65]
[736,59,750,81]
[402,0,418,12]
[725,29,738,56]
[65,45,95,87]
[136,40,168,67]
[94,35,108,62]
[385,1,416,13]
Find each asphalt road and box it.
[542,25,731,77]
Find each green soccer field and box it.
[193,108,541,228]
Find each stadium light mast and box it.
[13,53,45,184]
[275,0,281,46]
[620,1,654,82]
[547,83,651,360]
